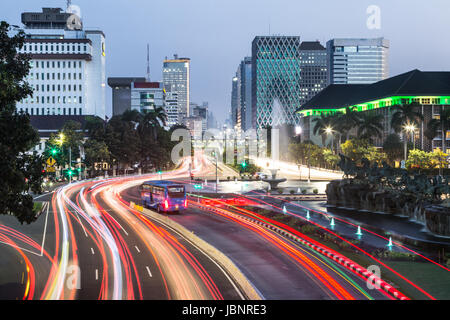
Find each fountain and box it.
[262,168,287,190]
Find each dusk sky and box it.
[2,0,450,124]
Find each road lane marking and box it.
[95,269,98,280]
[135,246,140,253]
[40,202,50,256]
[146,266,152,277]
[91,248,95,255]
[139,210,247,300]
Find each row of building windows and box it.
[29,72,83,81]
[21,43,88,54]
[19,107,83,116]
[33,60,83,69]
[34,84,83,92]
[21,96,83,104]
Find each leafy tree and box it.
[341,139,371,162]
[340,138,386,164]
[406,149,432,170]
[382,133,403,164]
[430,148,448,170]
[323,149,340,167]
[0,21,44,224]
[84,116,106,141]
[84,139,110,175]
[45,120,84,169]
[105,115,140,173]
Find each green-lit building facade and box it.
[297,69,450,151]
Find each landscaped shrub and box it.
[313,188,319,194]
[278,188,284,194]
[302,189,307,194]
[300,225,318,234]
[290,190,295,195]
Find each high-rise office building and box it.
[108,77,146,116]
[299,41,327,105]
[235,57,253,132]
[164,89,179,128]
[231,76,239,129]
[17,7,107,119]
[327,37,389,85]
[192,103,208,133]
[130,82,165,114]
[251,36,303,128]
[163,55,190,120]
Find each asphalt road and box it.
[122,185,387,300]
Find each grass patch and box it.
[33,202,43,215]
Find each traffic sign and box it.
[47,157,56,166]
[46,166,56,173]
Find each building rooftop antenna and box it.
[146,44,151,82]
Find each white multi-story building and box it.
[17,7,107,119]
[165,90,179,128]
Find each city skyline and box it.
[2,0,450,124]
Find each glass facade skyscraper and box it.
[163,55,190,120]
[327,38,389,85]
[299,41,327,105]
[251,36,302,128]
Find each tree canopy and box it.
[0,21,44,224]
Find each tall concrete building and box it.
[163,55,190,120]
[108,77,146,116]
[327,37,389,85]
[251,36,303,128]
[17,7,107,118]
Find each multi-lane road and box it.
[0,155,436,300]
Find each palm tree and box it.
[337,106,361,142]
[312,113,334,147]
[357,112,384,143]
[121,109,142,123]
[390,103,424,133]
[140,107,168,140]
[425,107,450,153]
[390,102,424,159]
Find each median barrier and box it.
[129,201,262,300]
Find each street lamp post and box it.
[295,126,303,181]
[308,143,311,183]
[404,124,416,161]
[325,127,333,152]
[69,146,72,184]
